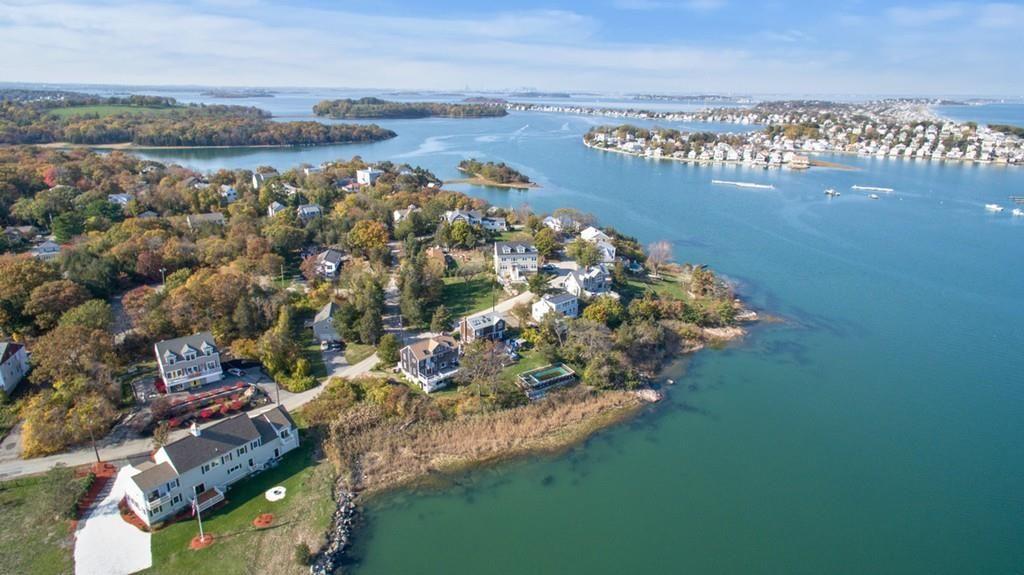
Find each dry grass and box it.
[325,387,644,496]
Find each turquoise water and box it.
[138,111,1024,574]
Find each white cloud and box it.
[611,0,725,12]
[886,3,964,26]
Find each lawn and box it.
[0,475,84,575]
[49,105,180,119]
[296,313,328,380]
[344,343,376,365]
[146,435,335,575]
[441,276,501,317]
[500,349,550,384]
[623,272,690,301]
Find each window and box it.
[280,429,290,439]
[201,463,210,474]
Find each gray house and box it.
[459,312,506,344]
[493,241,539,283]
[0,342,29,394]
[154,332,224,393]
[312,301,341,344]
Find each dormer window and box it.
[164,352,176,365]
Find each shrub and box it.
[294,543,311,566]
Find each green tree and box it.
[430,305,452,333]
[567,238,601,268]
[533,227,559,258]
[377,333,400,365]
[448,220,477,248]
[51,212,84,242]
[59,299,113,331]
[581,296,625,328]
[527,272,551,296]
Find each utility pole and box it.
[87,426,100,464]
[193,485,205,540]
[160,267,167,287]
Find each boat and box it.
[852,185,895,193]
[711,179,775,190]
[1012,208,1024,217]
[868,194,880,200]
[985,203,1005,212]
[824,188,840,197]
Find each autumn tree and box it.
[533,227,559,258]
[24,279,90,332]
[59,299,114,331]
[646,240,672,278]
[581,296,625,328]
[29,325,116,385]
[346,219,389,256]
[567,238,601,268]
[454,339,505,402]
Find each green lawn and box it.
[623,272,690,301]
[49,105,180,119]
[296,315,328,380]
[146,436,334,575]
[0,475,84,575]
[344,343,376,365]
[441,276,501,317]
[500,349,550,384]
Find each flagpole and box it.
[193,485,205,540]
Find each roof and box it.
[464,312,504,331]
[580,226,611,242]
[161,412,262,474]
[403,335,458,361]
[130,461,178,492]
[542,293,577,306]
[312,302,340,342]
[0,342,24,365]
[250,405,297,443]
[187,212,225,225]
[154,332,217,361]
[494,241,537,255]
[268,201,285,211]
[297,203,322,214]
[317,248,345,266]
[33,241,60,253]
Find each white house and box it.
[107,193,131,207]
[219,185,238,204]
[356,168,384,186]
[532,293,579,322]
[393,204,421,224]
[579,226,616,263]
[493,241,539,283]
[252,170,278,190]
[564,264,613,298]
[267,201,286,217]
[0,342,29,394]
[31,240,61,262]
[297,204,323,222]
[315,248,347,279]
[154,332,224,393]
[124,405,299,526]
[443,209,507,231]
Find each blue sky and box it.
[1,0,1022,96]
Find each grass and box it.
[440,276,501,317]
[344,343,376,365]
[623,271,690,301]
[500,349,550,384]
[0,475,83,575]
[146,435,335,575]
[49,105,180,119]
[295,312,328,380]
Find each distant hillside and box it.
[313,97,507,119]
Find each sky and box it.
[1,0,1022,96]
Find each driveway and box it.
[74,466,152,575]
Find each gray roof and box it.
[0,342,24,365]
[161,412,262,474]
[312,302,340,342]
[464,312,504,330]
[154,332,217,361]
[251,406,297,443]
[130,461,178,492]
[544,293,577,305]
[494,241,537,254]
[186,212,225,225]
[317,248,345,266]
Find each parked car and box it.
[227,368,245,377]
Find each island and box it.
[312,97,507,119]
[199,88,276,98]
[0,147,753,574]
[0,90,396,147]
[448,158,539,189]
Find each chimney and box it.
[190,421,201,437]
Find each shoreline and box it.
[29,140,386,151]
[444,176,540,189]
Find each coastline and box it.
[444,176,539,189]
[31,140,386,151]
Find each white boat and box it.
[868,194,880,200]
[985,203,1005,212]
[824,188,840,197]
[852,185,895,193]
[711,179,775,190]
[1012,208,1024,217]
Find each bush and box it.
[294,542,312,566]
[377,334,400,365]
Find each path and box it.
[74,466,152,575]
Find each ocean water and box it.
[136,109,1024,574]
[935,102,1024,127]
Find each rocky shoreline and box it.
[309,481,360,575]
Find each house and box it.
[0,342,29,394]
[186,212,226,231]
[356,168,384,186]
[311,301,341,344]
[481,216,507,232]
[4,225,38,243]
[399,336,460,393]
[392,204,421,224]
[31,240,61,261]
[443,209,507,231]
[296,204,322,222]
[252,170,278,190]
[564,264,613,298]
[315,248,347,278]
[542,215,574,233]
[267,201,286,217]
[303,166,322,176]
[580,226,611,243]
[531,293,579,322]
[493,241,539,283]
[136,210,159,219]
[219,185,238,204]
[789,154,811,169]
[124,405,299,527]
[154,332,224,393]
[107,193,131,207]
[459,312,506,344]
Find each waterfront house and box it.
[399,336,460,393]
[311,301,341,345]
[459,312,506,344]
[124,405,299,527]
[356,168,384,186]
[443,209,507,232]
[267,201,286,217]
[186,212,226,231]
[0,341,29,394]
[297,204,323,222]
[393,204,421,224]
[531,293,579,322]
[542,215,576,234]
[493,241,539,283]
[107,193,132,207]
[564,264,613,298]
[315,248,347,279]
[219,185,238,204]
[31,240,61,262]
[251,169,278,190]
[579,226,616,263]
[154,332,223,393]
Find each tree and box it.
[59,299,113,331]
[65,392,117,458]
[377,334,400,365]
[347,220,389,255]
[0,255,59,332]
[448,220,477,248]
[646,240,672,278]
[567,238,601,268]
[430,305,453,333]
[24,279,90,331]
[454,340,505,401]
[29,325,115,385]
[510,301,532,327]
[358,308,382,344]
[152,421,171,449]
[51,212,84,242]
[527,272,551,296]
[581,296,625,328]
[533,227,559,258]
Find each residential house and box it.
[107,193,132,207]
[3,225,38,244]
[154,332,224,393]
[0,342,29,394]
[531,293,579,322]
[137,210,159,219]
[580,226,616,263]
[219,185,238,204]
[442,209,507,231]
[186,212,226,231]
[296,204,322,223]
[459,312,506,344]
[124,405,299,527]
[315,248,347,279]
[31,240,61,262]
[303,166,322,176]
[542,215,575,234]
[564,264,613,298]
[392,204,421,224]
[493,241,539,283]
[267,201,286,217]
[311,301,341,344]
[251,169,278,190]
[356,168,384,186]
[399,336,460,393]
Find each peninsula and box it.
[448,158,539,189]
[312,97,507,119]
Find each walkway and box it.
[74,466,152,575]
